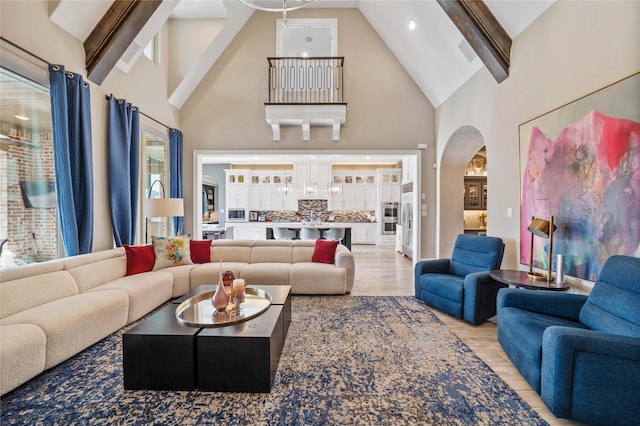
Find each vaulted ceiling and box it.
[48,0,554,109]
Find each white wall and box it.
[436,1,640,288]
[180,8,438,257]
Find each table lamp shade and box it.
[527,215,555,280]
[144,198,184,218]
[527,217,556,238]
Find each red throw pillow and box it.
[123,244,155,276]
[190,239,213,264]
[312,239,339,264]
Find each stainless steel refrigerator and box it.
[401,189,413,258]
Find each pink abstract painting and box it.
[521,111,640,281]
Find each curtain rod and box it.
[0,36,52,66]
[105,95,174,131]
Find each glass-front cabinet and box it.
[224,170,248,210]
[463,177,487,210]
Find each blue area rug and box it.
[1,296,547,425]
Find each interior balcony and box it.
[265,56,346,141]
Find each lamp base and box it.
[527,271,549,281]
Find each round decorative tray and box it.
[175,287,272,327]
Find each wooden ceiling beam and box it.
[437,0,512,83]
[84,0,162,85]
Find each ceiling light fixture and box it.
[239,0,318,27]
[14,114,30,121]
[408,20,417,31]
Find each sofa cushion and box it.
[190,239,212,264]
[211,240,253,263]
[292,241,315,263]
[250,244,293,263]
[66,257,127,292]
[190,262,248,290]
[0,270,79,319]
[160,264,194,298]
[498,306,587,393]
[87,271,173,323]
[1,291,129,369]
[239,263,291,286]
[419,273,464,302]
[0,324,46,396]
[153,236,193,270]
[290,262,346,294]
[579,255,640,338]
[123,244,155,275]
[0,260,64,282]
[59,248,124,269]
[312,239,338,264]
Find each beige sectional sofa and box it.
[0,239,354,395]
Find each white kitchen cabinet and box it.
[402,156,416,184]
[332,170,376,211]
[248,171,297,211]
[378,169,402,203]
[294,162,331,198]
[351,223,378,245]
[395,224,403,253]
[225,169,248,209]
[353,185,377,210]
[249,184,273,210]
[229,223,266,240]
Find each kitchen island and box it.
[266,224,352,250]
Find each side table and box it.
[489,269,569,291]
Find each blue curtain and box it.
[107,95,140,246]
[170,129,184,235]
[48,65,93,256]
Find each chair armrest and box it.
[462,272,508,324]
[541,326,640,423]
[414,258,450,276]
[415,259,451,297]
[497,288,587,321]
[335,250,355,293]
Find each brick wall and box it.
[0,127,57,263]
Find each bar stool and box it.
[321,228,345,245]
[273,227,297,240]
[300,227,321,240]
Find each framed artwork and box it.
[519,72,640,281]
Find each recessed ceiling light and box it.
[14,114,30,121]
[408,20,416,31]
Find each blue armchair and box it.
[414,234,505,325]
[497,255,640,425]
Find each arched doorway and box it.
[439,126,486,256]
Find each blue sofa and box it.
[414,234,505,325]
[497,255,640,425]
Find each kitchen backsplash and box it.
[252,199,376,222]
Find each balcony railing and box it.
[266,57,345,105]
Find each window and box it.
[143,34,160,64]
[0,67,57,265]
[141,127,169,243]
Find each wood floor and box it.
[349,242,583,426]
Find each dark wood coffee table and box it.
[489,269,570,291]
[123,284,291,392]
